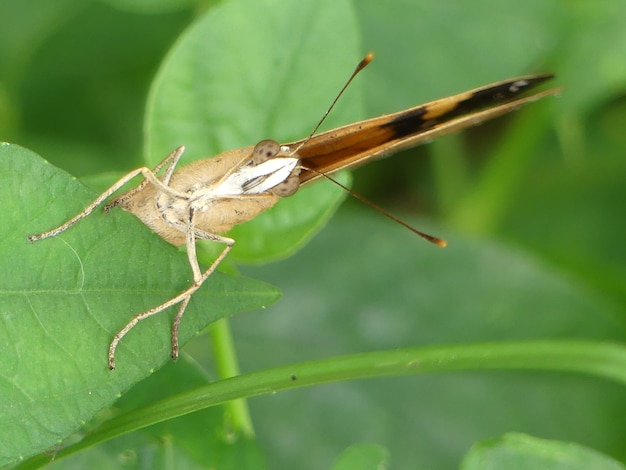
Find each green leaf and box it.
[331,443,390,470]
[0,143,278,466]
[112,357,266,469]
[97,0,198,15]
[43,356,266,469]
[461,433,626,470]
[144,0,362,263]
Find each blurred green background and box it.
[2,0,625,468]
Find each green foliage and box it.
[1,0,625,468]
[331,443,390,469]
[461,433,626,470]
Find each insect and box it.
[27,54,559,369]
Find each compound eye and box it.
[252,140,281,164]
[271,175,300,197]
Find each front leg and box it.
[27,147,189,243]
[104,146,187,212]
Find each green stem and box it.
[195,242,256,437]
[16,340,626,469]
[210,317,255,438]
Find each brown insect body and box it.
[117,147,281,246]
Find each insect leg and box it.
[28,151,190,243]
[28,167,159,242]
[104,146,186,211]
[169,208,235,360]
[161,146,186,185]
[107,207,234,369]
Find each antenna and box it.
[291,53,374,156]
[291,52,446,248]
[306,167,447,247]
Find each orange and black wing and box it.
[292,74,558,184]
